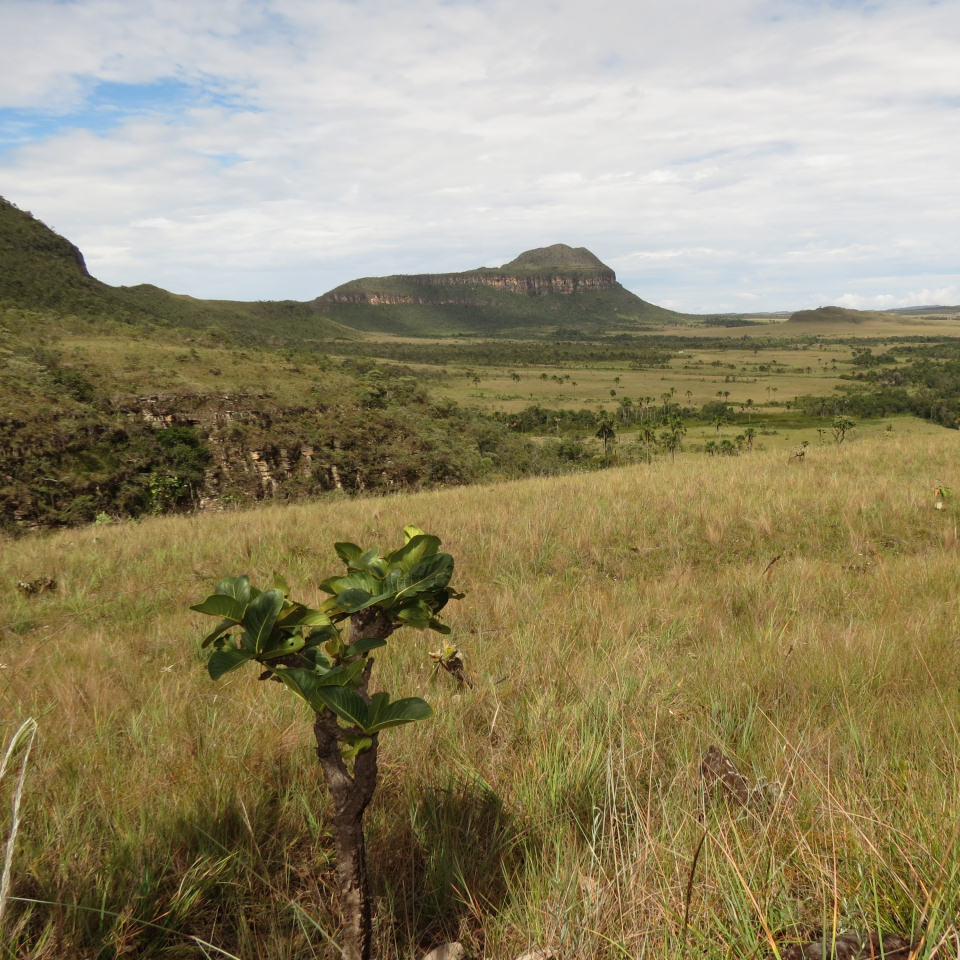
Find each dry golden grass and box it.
[3,432,960,957]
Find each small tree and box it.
[190,527,462,960]
[832,415,855,443]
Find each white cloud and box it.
[1,0,959,310]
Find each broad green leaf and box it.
[273,572,291,597]
[296,608,333,626]
[208,647,254,680]
[244,589,285,653]
[277,603,331,629]
[270,667,319,708]
[334,542,364,566]
[403,525,426,542]
[268,666,363,712]
[335,588,374,613]
[312,660,367,687]
[306,623,339,643]
[276,602,305,625]
[312,686,369,728]
[344,637,387,657]
[427,617,451,635]
[395,553,454,599]
[358,548,381,570]
[319,570,380,596]
[395,599,433,628]
[213,575,253,604]
[363,692,433,732]
[301,647,332,670]
[318,659,367,687]
[386,534,442,572]
[200,617,238,648]
[324,587,395,616]
[191,594,246,622]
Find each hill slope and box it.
[0,196,352,341]
[314,242,688,335]
[0,195,121,316]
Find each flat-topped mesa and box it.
[319,243,619,306]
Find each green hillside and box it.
[0,196,123,317]
[314,284,680,336]
[110,283,353,342]
[0,196,352,342]
[1,199,689,338]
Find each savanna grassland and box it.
[3,432,960,958]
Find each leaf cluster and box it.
[190,527,461,737]
[318,526,461,630]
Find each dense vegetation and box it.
[795,342,960,428]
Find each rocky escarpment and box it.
[1,384,506,530]
[323,268,618,306]
[124,393,340,507]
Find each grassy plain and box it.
[3,431,960,958]
[338,330,870,417]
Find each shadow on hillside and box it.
[14,757,521,958]
[371,777,523,956]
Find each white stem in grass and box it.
[0,718,38,929]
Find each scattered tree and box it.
[832,415,855,443]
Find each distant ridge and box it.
[314,242,687,335]
[787,305,894,324]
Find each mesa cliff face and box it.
[323,270,617,305]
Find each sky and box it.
[1,0,958,314]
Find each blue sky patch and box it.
[0,77,253,157]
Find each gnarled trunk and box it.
[312,609,394,960]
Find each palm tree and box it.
[595,413,616,456]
